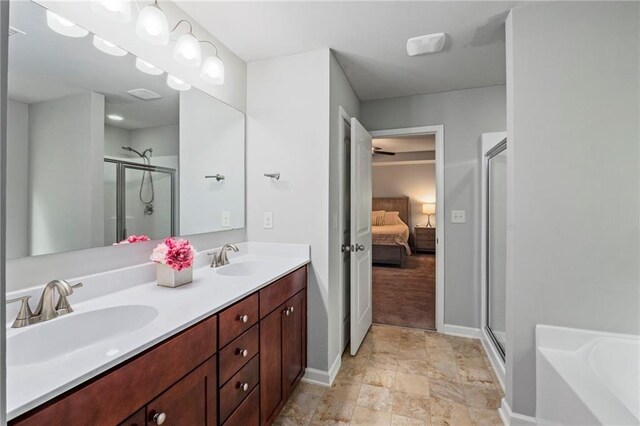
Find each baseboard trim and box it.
[441,324,481,339]
[499,398,537,426]
[480,331,506,391]
[301,353,341,387]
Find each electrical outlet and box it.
[451,210,466,223]
[222,211,231,227]
[263,212,273,229]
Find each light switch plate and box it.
[451,210,466,223]
[263,212,273,229]
[222,211,231,227]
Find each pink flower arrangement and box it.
[114,234,150,245]
[150,237,196,271]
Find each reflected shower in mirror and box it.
[6,0,245,259]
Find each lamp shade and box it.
[422,203,436,215]
[136,58,163,75]
[173,33,201,67]
[166,74,191,91]
[200,55,224,85]
[46,11,88,38]
[90,0,131,23]
[93,35,127,56]
[136,4,169,46]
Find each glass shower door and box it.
[486,141,507,359]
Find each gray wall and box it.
[360,85,506,328]
[6,99,28,259]
[505,2,640,416]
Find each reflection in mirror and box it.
[6,1,245,260]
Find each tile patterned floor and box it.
[275,324,504,426]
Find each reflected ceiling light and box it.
[200,41,224,85]
[171,21,201,67]
[46,10,89,38]
[93,35,127,56]
[136,0,169,46]
[166,75,191,91]
[90,0,131,23]
[107,114,124,121]
[135,57,163,75]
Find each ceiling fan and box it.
[372,146,396,156]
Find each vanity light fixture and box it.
[46,11,89,38]
[136,0,169,46]
[171,20,201,67]
[90,0,131,23]
[107,114,124,121]
[93,35,128,56]
[200,41,224,85]
[135,58,164,75]
[166,74,191,91]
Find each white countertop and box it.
[6,242,310,420]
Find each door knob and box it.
[355,244,365,252]
[341,244,353,253]
[152,412,166,425]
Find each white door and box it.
[350,118,373,355]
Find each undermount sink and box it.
[216,261,273,277]
[7,305,158,367]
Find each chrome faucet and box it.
[6,279,82,328]
[207,244,239,268]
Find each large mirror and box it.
[6,1,245,259]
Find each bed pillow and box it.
[371,210,385,226]
[383,211,400,225]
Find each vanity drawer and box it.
[219,356,260,422]
[10,315,217,426]
[223,386,259,426]
[219,293,259,347]
[260,266,306,318]
[219,324,260,385]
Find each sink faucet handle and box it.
[7,295,33,328]
[56,282,83,315]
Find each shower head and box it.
[122,146,146,158]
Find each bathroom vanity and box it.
[7,244,309,426]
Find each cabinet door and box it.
[283,291,305,397]
[146,356,217,426]
[119,408,145,426]
[260,304,285,425]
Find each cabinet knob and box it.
[153,412,167,425]
[239,382,249,392]
[290,306,295,313]
[238,314,249,323]
[238,348,248,357]
[284,307,290,316]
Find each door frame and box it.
[369,125,445,332]
[479,131,507,390]
[338,106,352,353]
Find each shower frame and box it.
[105,158,177,242]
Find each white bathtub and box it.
[536,325,640,425]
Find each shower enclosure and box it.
[104,158,177,245]
[481,133,507,372]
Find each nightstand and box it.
[414,226,436,253]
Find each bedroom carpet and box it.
[372,254,435,330]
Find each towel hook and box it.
[205,174,225,181]
[264,172,280,180]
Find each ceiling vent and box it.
[9,26,26,37]
[127,88,162,101]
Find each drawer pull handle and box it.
[153,412,167,425]
[239,382,249,392]
[237,348,249,357]
[238,314,249,323]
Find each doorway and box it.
[339,115,445,354]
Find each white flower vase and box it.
[156,263,193,288]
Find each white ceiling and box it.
[8,0,178,130]
[374,134,435,153]
[179,1,517,100]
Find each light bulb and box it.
[46,10,89,38]
[93,35,127,56]
[135,58,163,76]
[173,33,201,67]
[90,0,131,23]
[136,4,169,46]
[200,55,224,85]
[166,75,191,91]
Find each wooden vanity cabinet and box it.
[259,267,307,425]
[10,266,307,426]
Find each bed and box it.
[372,197,411,267]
